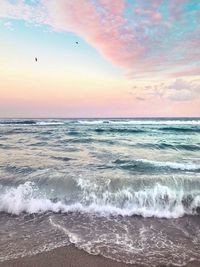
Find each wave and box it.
[159,126,200,133]
[112,159,200,173]
[1,129,36,135]
[0,181,200,218]
[36,121,65,126]
[0,120,36,125]
[133,143,200,151]
[94,128,145,134]
[76,119,200,125]
[0,120,64,126]
[67,130,81,136]
[66,137,93,144]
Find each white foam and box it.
[77,120,107,124]
[0,182,199,218]
[36,121,65,126]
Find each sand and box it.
[0,245,138,267]
[0,245,199,267]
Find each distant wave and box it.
[77,120,109,125]
[0,120,36,125]
[0,181,199,218]
[76,119,200,125]
[0,120,65,126]
[91,126,200,135]
[159,126,200,133]
[93,128,145,134]
[36,121,65,126]
[67,130,81,136]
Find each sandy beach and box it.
[0,245,138,267]
[0,245,200,267]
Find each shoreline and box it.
[0,245,199,267]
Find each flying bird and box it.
[35,57,38,62]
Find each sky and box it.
[0,0,200,118]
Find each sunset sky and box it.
[0,0,200,118]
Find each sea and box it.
[0,118,200,266]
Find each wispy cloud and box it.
[147,79,200,101]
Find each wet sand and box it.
[0,245,199,267]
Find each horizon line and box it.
[0,117,200,120]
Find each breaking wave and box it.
[0,181,200,218]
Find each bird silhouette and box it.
[35,57,38,62]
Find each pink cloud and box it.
[42,0,146,69]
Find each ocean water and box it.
[0,118,200,266]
